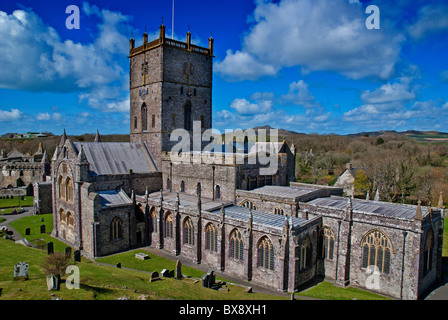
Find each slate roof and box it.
[306,196,429,220]
[241,185,319,200]
[97,190,132,208]
[210,205,310,231]
[73,142,158,176]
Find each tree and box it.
[42,252,70,277]
[354,169,371,196]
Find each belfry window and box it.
[141,103,148,131]
[184,101,192,131]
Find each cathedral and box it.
[47,24,443,300]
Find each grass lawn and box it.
[8,213,68,253]
[0,196,33,209]
[296,281,391,300]
[0,238,285,300]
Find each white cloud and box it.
[36,113,51,121]
[281,80,318,108]
[360,78,415,104]
[0,108,22,121]
[214,50,277,81]
[215,0,404,81]
[230,98,273,115]
[407,4,448,39]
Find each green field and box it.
[0,196,34,210]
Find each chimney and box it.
[143,29,148,45]
[346,163,352,170]
[159,24,165,42]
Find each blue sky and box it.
[0,0,447,136]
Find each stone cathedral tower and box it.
[129,24,214,169]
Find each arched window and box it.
[274,207,284,215]
[205,224,217,252]
[141,103,148,131]
[197,182,201,196]
[134,117,138,129]
[167,178,172,191]
[110,217,123,241]
[150,207,157,232]
[65,177,73,203]
[230,229,244,260]
[184,217,194,245]
[58,176,65,199]
[165,213,174,239]
[67,212,74,226]
[180,180,185,193]
[60,208,66,224]
[361,230,393,274]
[241,200,256,210]
[258,237,274,270]
[184,101,192,131]
[215,185,221,200]
[423,230,434,274]
[152,114,156,128]
[299,237,311,270]
[322,226,335,260]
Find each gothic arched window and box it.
[215,185,221,200]
[150,207,157,232]
[361,230,393,274]
[241,200,256,210]
[230,229,244,260]
[184,101,192,131]
[60,208,66,224]
[180,180,185,193]
[258,236,274,270]
[274,207,284,215]
[67,212,74,226]
[184,217,194,245]
[110,217,123,241]
[299,237,311,270]
[141,103,148,131]
[205,223,217,252]
[65,177,73,203]
[165,213,174,239]
[322,226,335,260]
[423,230,434,274]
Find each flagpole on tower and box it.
[172,0,174,39]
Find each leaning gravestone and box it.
[149,271,160,282]
[46,275,61,291]
[25,228,30,235]
[47,242,54,255]
[207,270,215,288]
[14,262,29,281]
[175,260,183,279]
[201,273,210,288]
[65,247,72,258]
[40,224,46,234]
[73,250,81,262]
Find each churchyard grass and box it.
[8,213,68,253]
[296,281,391,300]
[0,237,285,300]
[0,196,33,209]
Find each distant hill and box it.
[346,130,448,142]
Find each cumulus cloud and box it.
[230,98,273,115]
[407,4,448,39]
[0,108,22,121]
[360,78,416,104]
[0,4,132,115]
[215,0,404,81]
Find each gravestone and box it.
[14,262,29,280]
[25,228,30,235]
[73,250,81,262]
[149,271,160,282]
[116,263,121,268]
[46,275,61,291]
[64,247,72,258]
[202,270,215,289]
[135,252,149,260]
[46,242,54,255]
[41,217,44,222]
[40,224,46,234]
[161,269,174,278]
[175,260,182,279]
